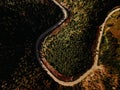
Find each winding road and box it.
[36,0,120,86]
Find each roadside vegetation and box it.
[1,0,120,89]
[41,0,120,77]
[99,9,120,72]
[1,0,63,89]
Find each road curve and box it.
[36,0,120,86]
